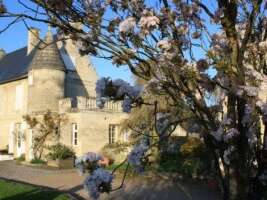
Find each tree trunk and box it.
[226,168,250,200]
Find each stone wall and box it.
[60,110,128,157]
[57,40,98,97]
[0,78,28,150]
[28,69,65,113]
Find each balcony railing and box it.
[59,96,122,112]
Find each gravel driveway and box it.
[0,161,221,200]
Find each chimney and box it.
[27,27,40,54]
[0,49,5,60]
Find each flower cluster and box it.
[223,146,235,165]
[139,10,160,35]
[211,117,232,141]
[119,17,136,34]
[95,77,142,112]
[259,41,267,51]
[157,40,172,51]
[236,85,259,97]
[155,113,171,137]
[128,138,149,172]
[223,128,239,142]
[75,152,103,174]
[75,152,113,199]
[84,168,113,199]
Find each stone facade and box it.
[0,29,128,162]
[0,28,188,163]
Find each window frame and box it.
[109,124,118,144]
[72,123,78,146]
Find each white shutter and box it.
[28,129,34,160]
[21,122,26,154]
[8,123,14,153]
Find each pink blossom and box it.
[119,17,136,33]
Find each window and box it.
[109,125,117,144]
[72,123,78,146]
[15,84,23,110]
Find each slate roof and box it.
[0,47,33,84]
[29,32,66,72]
[0,32,66,84]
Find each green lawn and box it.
[0,179,70,200]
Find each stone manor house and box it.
[0,28,128,161]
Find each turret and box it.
[27,28,66,113]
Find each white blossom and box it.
[259,41,267,51]
[84,168,113,199]
[96,77,110,108]
[119,17,136,33]
[122,97,132,113]
[256,101,267,114]
[113,79,141,98]
[157,40,172,51]
[242,104,253,125]
[236,86,259,97]
[75,152,103,175]
[176,24,188,35]
[156,113,171,137]
[246,69,263,82]
[223,128,239,142]
[223,146,235,165]
[212,126,223,141]
[82,152,102,163]
[139,15,160,34]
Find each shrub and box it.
[180,137,205,157]
[46,143,75,160]
[16,154,25,162]
[30,158,46,165]
[158,137,214,177]
[100,142,130,163]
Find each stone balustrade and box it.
[59,96,122,112]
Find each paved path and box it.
[0,161,221,200]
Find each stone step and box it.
[0,154,14,161]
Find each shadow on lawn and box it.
[2,188,66,200]
[0,177,86,200]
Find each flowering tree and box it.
[23,111,67,159]
[1,0,267,199]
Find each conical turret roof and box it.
[29,30,66,71]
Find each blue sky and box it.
[0,0,219,83]
[0,0,133,82]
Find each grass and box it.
[0,179,70,200]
